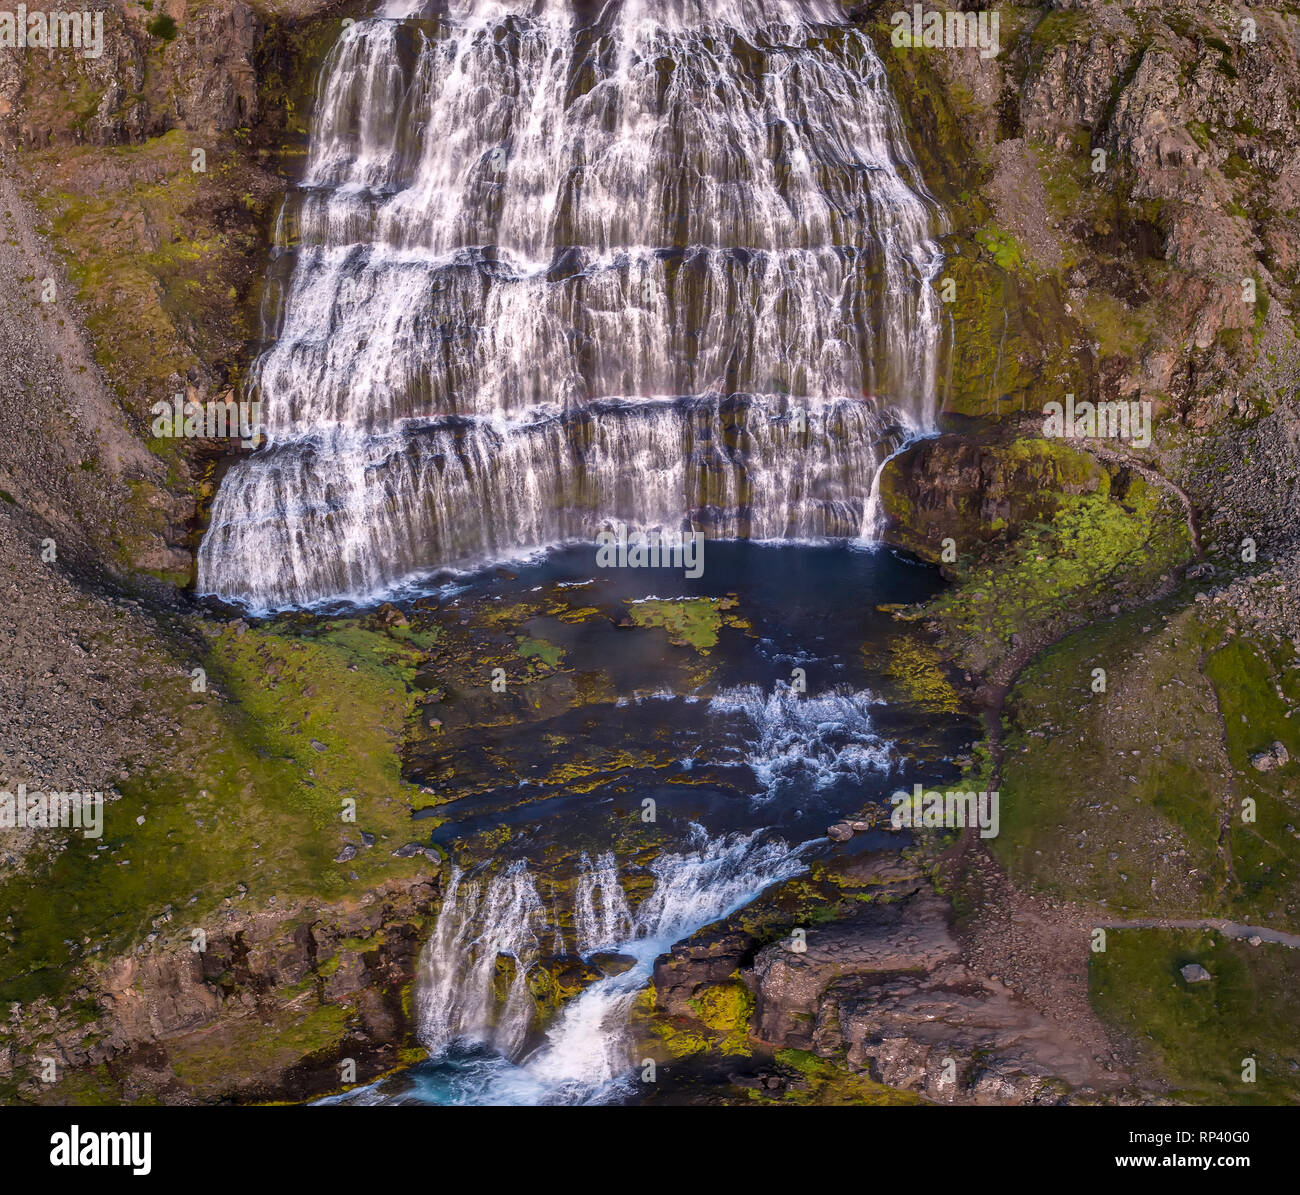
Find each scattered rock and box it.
[1250,742,1289,772]
[374,602,408,628]
[392,842,440,864]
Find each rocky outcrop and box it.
[645,853,1127,1105]
[3,3,262,148]
[873,0,1300,425]
[879,431,1107,567]
[749,887,1112,1105]
[1,876,439,1104]
[0,0,361,587]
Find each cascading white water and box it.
[416,860,550,1059]
[391,677,893,1106]
[707,682,893,802]
[574,851,634,952]
[411,827,807,1105]
[198,0,945,611]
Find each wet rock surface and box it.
[645,851,1133,1105]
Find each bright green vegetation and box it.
[626,596,741,653]
[885,635,963,714]
[763,1049,924,1106]
[918,465,1191,676]
[641,979,756,1060]
[688,982,754,1057]
[1091,930,1300,1104]
[1204,636,1300,920]
[882,435,1107,562]
[975,226,1026,273]
[0,618,439,1005]
[515,635,565,670]
[146,15,178,40]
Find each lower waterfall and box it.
[412,828,807,1105]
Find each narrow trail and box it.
[1092,918,1300,949]
[938,440,1259,1083]
[1080,442,1204,558]
[974,441,1205,796]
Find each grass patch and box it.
[146,15,178,41]
[1091,929,1300,1104]
[1204,636,1300,921]
[0,619,438,1005]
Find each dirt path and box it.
[1080,442,1204,558]
[1092,918,1300,949]
[945,446,1215,1091]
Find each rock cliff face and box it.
[3,877,439,1105]
[879,430,1108,566]
[0,0,355,584]
[873,0,1300,670]
[868,0,1300,422]
[0,0,409,1107]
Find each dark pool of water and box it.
[406,539,972,853]
[321,540,977,1106]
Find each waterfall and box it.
[416,860,550,1059]
[197,0,945,612]
[574,851,634,952]
[411,827,806,1105]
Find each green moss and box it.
[885,636,962,713]
[688,981,754,1056]
[626,596,737,653]
[938,241,1072,418]
[975,226,1026,273]
[1081,291,1155,359]
[767,1049,924,1106]
[31,133,203,399]
[917,469,1190,676]
[515,635,564,669]
[1028,9,1089,55]
[29,1063,132,1107]
[0,618,436,1004]
[146,15,178,41]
